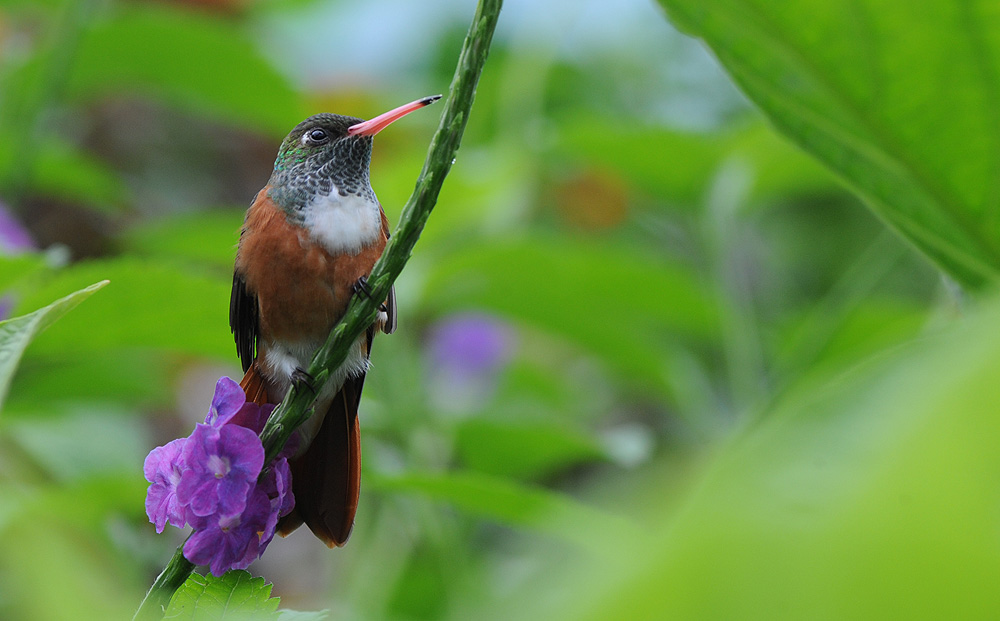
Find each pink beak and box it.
[347,95,442,137]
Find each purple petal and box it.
[205,377,247,426]
[145,484,172,533]
[215,472,253,517]
[0,296,14,322]
[143,438,185,483]
[0,202,34,253]
[180,476,222,518]
[217,424,265,481]
[428,313,513,377]
[272,457,294,518]
[176,423,263,519]
[179,424,217,471]
[183,487,273,575]
[184,516,247,576]
[143,439,188,531]
[226,402,270,434]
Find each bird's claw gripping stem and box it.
[291,367,316,395]
[352,276,388,312]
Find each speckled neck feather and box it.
[267,113,376,216]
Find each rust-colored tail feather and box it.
[241,362,363,547]
[239,362,271,405]
[278,377,363,547]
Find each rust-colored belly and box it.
[236,190,386,345]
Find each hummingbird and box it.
[230,95,440,547]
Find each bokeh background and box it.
[2,0,999,619]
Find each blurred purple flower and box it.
[429,313,513,377]
[0,201,34,253]
[0,202,36,321]
[143,376,296,575]
[426,313,515,413]
[0,296,14,322]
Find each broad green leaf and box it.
[0,477,146,621]
[31,141,128,209]
[0,136,127,210]
[4,350,176,415]
[422,236,718,396]
[656,0,1000,287]
[122,209,242,270]
[558,116,836,207]
[498,295,1000,620]
[5,410,148,481]
[454,418,607,480]
[774,298,930,382]
[0,280,106,409]
[15,258,233,359]
[368,470,627,547]
[165,571,280,620]
[0,508,143,621]
[0,475,146,534]
[65,5,304,135]
[0,253,47,293]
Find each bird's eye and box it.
[304,128,329,144]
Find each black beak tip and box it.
[421,94,443,106]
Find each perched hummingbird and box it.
[231,95,440,547]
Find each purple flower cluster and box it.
[144,377,294,576]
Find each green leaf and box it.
[368,470,627,547]
[5,410,149,481]
[0,502,144,621]
[0,135,127,209]
[502,295,1000,620]
[0,280,106,410]
[454,418,607,480]
[66,5,304,134]
[0,253,47,293]
[31,141,129,209]
[14,258,233,359]
[164,571,280,620]
[422,235,718,396]
[656,0,1000,287]
[122,209,242,270]
[558,116,836,207]
[4,350,176,415]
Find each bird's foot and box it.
[291,367,316,395]
[352,276,388,312]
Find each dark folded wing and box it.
[230,271,259,373]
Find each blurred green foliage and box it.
[0,0,996,619]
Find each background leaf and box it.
[496,294,1000,621]
[0,280,106,409]
[656,0,1000,287]
[14,259,232,359]
[64,5,305,135]
[423,236,718,396]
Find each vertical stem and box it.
[133,543,195,621]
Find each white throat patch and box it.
[302,189,381,255]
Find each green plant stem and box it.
[134,542,195,621]
[134,0,501,617]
